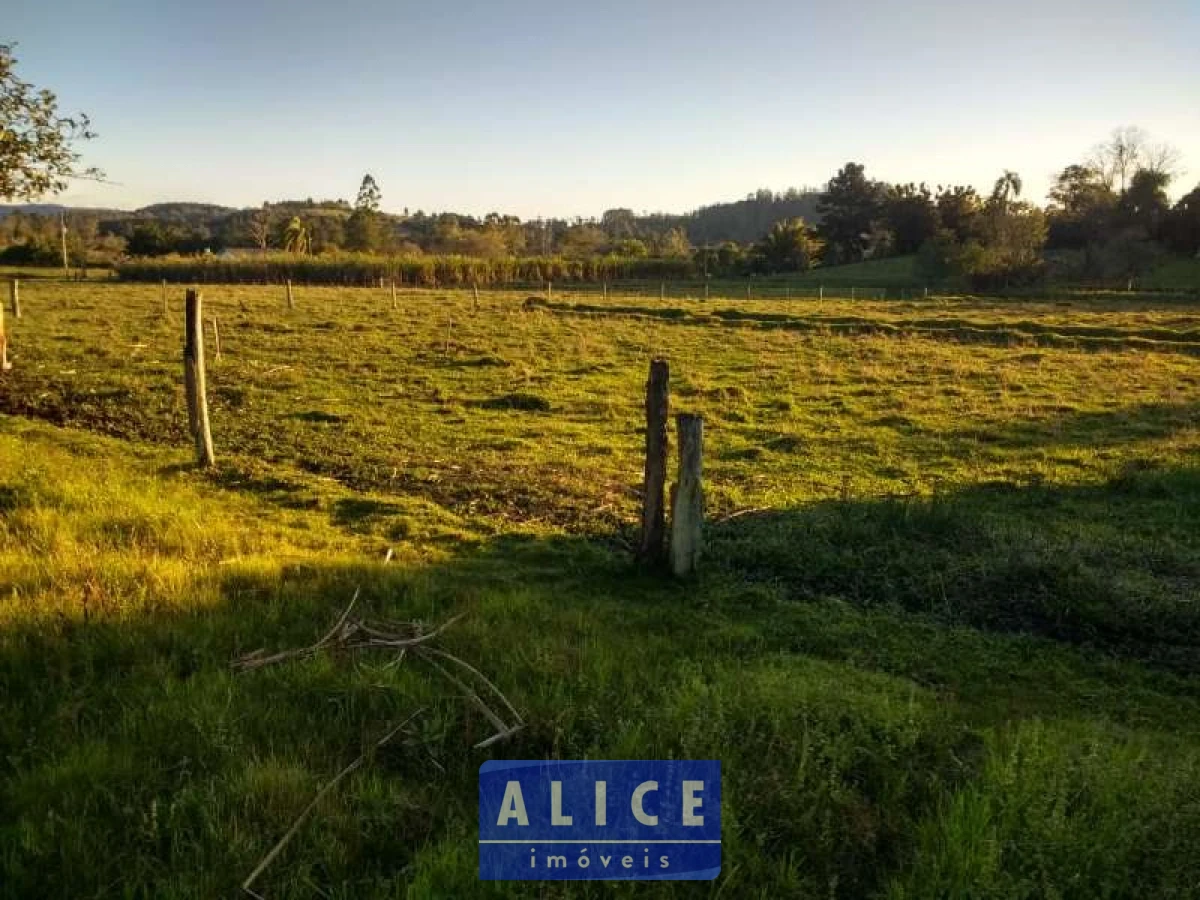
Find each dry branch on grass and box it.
[232,592,524,745]
[241,708,425,898]
[233,584,524,895]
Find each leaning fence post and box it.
[639,358,670,563]
[286,279,295,310]
[183,289,216,467]
[10,279,20,319]
[670,413,704,577]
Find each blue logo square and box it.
[479,759,721,880]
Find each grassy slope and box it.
[1,282,1200,897]
[785,253,1199,293]
[1143,255,1200,291]
[0,265,112,281]
[781,255,920,288]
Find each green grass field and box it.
[1,280,1199,898]
[0,264,113,281]
[1143,255,1200,291]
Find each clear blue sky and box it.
[8,0,1199,218]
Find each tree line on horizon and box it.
[2,44,1197,290]
[2,126,1195,290]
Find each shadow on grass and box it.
[709,461,1200,675]
[527,298,1200,356]
[205,461,322,509]
[331,497,405,531]
[3,456,1200,897]
[947,400,1200,450]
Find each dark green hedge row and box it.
[115,253,697,285]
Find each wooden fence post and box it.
[670,413,704,576]
[286,279,295,310]
[603,281,608,301]
[547,281,552,302]
[210,316,221,361]
[660,282,665,301]
[0,299,10,371]
[391,279,398,310]
[183,289,216,467]
[9,279,19,319]
[160,279,167,315]
[473,281,480,312]
[819,285,824,300]
[639,358,670,563]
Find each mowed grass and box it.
[1,281,1200,898]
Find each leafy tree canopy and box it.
[0,44,102,201]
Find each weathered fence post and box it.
[603,281,608,301]
[286,279,295,310]
[0,299,10,371]
[660,282,665,301]
[9,279,19,319]
[819,285,824,300]
[183,289,216,467]
[639,358,670,563]
[391,279,398,310]
[160,279,167,315]
[210,316,221,361]
[924,286,929,299]
[546,281,553,302]
[670,413,704,577]
[472,281,480,312]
